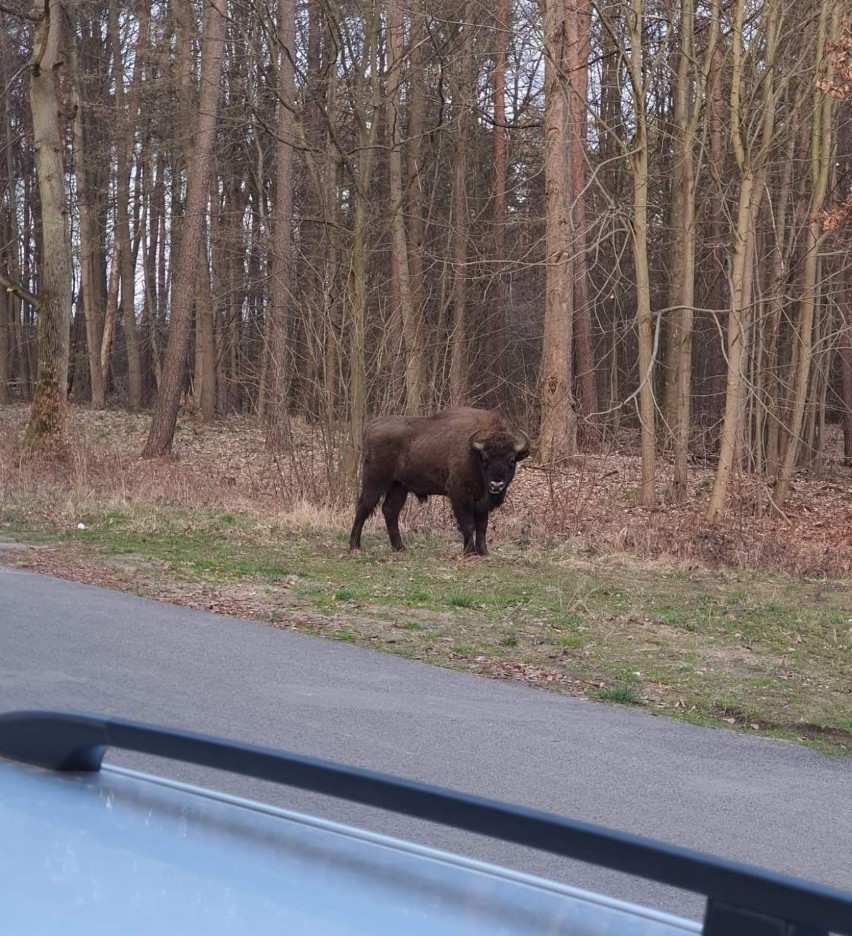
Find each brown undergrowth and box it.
[1,404,850,577]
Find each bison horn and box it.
[469,430,486,452]
[513,431,530,455]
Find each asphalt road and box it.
[1,563,850,921]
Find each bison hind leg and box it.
[382,482,409,551]
[349,487,383,550]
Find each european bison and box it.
[349,407,530,556]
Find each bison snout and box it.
[488,480,506,493]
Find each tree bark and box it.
[448,6,473,407]
[567,0,598,447]
[706,0,777,522]
[386,0,424,415]
[194,240,217,421]
[774,1,835,507]
[668,0,718,501]
[628,0,655,505]
[343,2,381,481]
[265,0,296,451]
[0,11,14,403]
[67,16,105,409]
[406,0,427,408]
[763,129,795,478]
[0,283,7,403]
[25,0,72,447]
[485,0,510,411]
[100,240,120,392]
[840,282,852,464]
[110,0,143,411]
[143,0,227,456]
[538,0,577,463]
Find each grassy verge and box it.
[2,503,850,756]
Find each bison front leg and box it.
[382,482,409,551]
[452,503,477,555]
[473,509,489,556]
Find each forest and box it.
[1,0,852,526]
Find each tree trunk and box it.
[567,0,598,447]
[343,3,381,481]
[840,280,852,464]
[0,12,13,403]
[706,179,759,523]
[485,0,510,411]
[25,0,72,447]
[67,20,105,409]
[706,0,777,522]
[628,0,655,505]
[143,0,227,456]
[100,240,121,392]
[764,130,795,478]
[110,0,143,410]
[406,0,427,408]
[538,0,577,463]
[265,0,296,451]
[668,0,718,501]
[386,0,424,415]
[774,3,834,507]
[448,6,472,407]
[703,43,727,420]
[194,242,217,421]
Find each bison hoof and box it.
[462,547,488,558]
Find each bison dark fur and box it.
[349,408,530,556]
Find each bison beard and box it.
[349,408,530,556]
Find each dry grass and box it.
[2,403,850,577]
[0,405,346,530]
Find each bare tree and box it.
[706,0,780,523]
[25,0,72,446]
[405,0,427,408]
[67,10,105,409]
[841,280,852,463]
[626,0,655,506]
[143,0,228,456]
[448,5,474,407]
[484,0,511,410]
[567,0,598,445]
[538,0,577,462]
[774,1,837,508]
[666,0,719,501]
[386,0,424,414]
[342,0,382,480]
[265,0,296,450]
[110,0,143,410]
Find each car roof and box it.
[1,758,697,936]
[2,711,851,936]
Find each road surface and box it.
[1,563,850,920]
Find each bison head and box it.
[469,428,531,497]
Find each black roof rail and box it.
[0,709,849,936]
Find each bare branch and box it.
[0,270,39,308]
